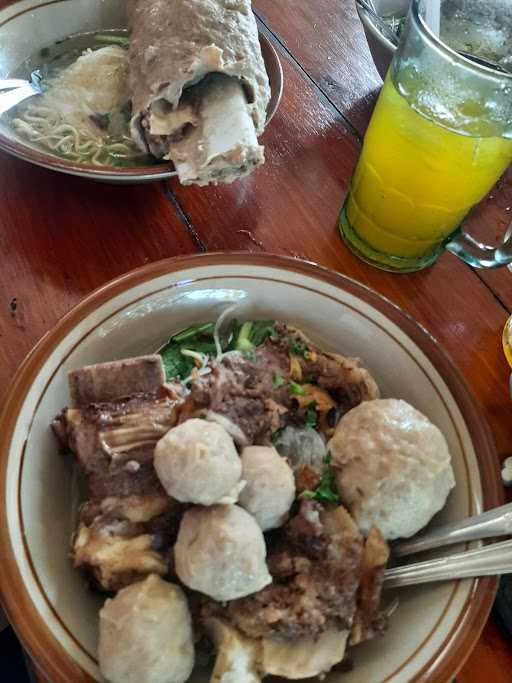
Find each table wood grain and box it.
[0,0,510,681]
[0,156,196,388]
[256,0,382,136]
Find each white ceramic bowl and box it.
[0,0,282,183]
[0,254,501,683]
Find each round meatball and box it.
[238,446,296,530]
[98,574,194,683]
[154,419,242,505]
[328,399,455,540]
[174,504,272,601]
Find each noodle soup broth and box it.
[4,31,157,168]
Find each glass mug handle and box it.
[446,222,512,269]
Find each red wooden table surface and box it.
[0,1,511,681]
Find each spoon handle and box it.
[385,539,512,589]
[0,84,38,115]
[394,502,512,558]
[0,79,30,91]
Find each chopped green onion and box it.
[289,338,307,357]
[289,381,305,396]
[249,321,276,346]
[273,374,286,387]
[172,322,215,343]
[94,34,130,47]
[236,321,255,352]
[300,455,340,505]
[304,402,317,428]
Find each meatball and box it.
[328,399,455,540]
[238,446,296,530]
[262,629,349,679]
[154,419,242,505]
[98,574,194,683]
[174,504,272,601]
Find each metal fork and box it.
[384,503,512,588]
[385,538,512,588]
[394,502,512,558]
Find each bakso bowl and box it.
[355,0,401,79]
[0,253,502,683]
[0,0,282,183]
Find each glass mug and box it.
[339,0,512,272]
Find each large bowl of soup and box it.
[0,253,502,683]
[0,0,282,183]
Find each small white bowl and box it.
[0,0,282,183]
[0,253,502,683]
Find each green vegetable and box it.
[235,321,255,352]
[160,345,195,380]
[289,337,307,357]
[94,34,130,47]
[289,381,305,396]
[159,319,276,381]
[159,323,217,380]
[300,455,340,505]
[304,402,317,428]
[273,374,286,387]
[250,320,276,346]
[172,322,215,344]
[234,320,276,352]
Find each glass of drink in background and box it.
[339,0,512,272]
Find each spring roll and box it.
[128,0,271,185]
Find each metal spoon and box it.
[385,538,512,589]
[0,70,43,116]
[0,79,30,91]
[394,502,512,558]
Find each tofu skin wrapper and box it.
[128,0,271,185]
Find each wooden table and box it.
[1,1,511,681]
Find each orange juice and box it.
[341,73,512,269]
